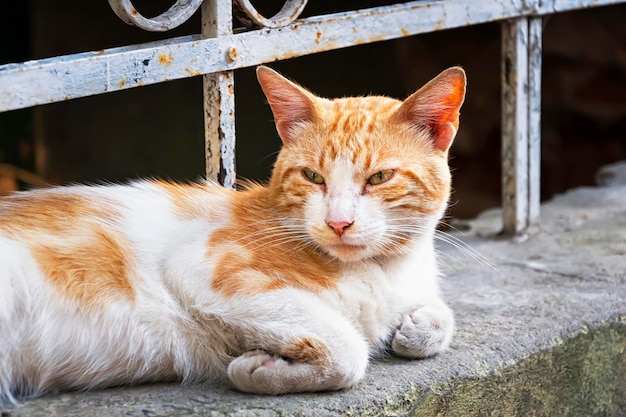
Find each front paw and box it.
[227,344,365,394]
[391,305,454,358]
[227,350,289,394]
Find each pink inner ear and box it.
[257,67,316,144]
[272,90,314,143]
[398,67,466,152]
[431,122,458,152]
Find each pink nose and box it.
[326,220,353,237]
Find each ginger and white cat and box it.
[0,66,466,403]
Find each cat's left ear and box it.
[256,66,318,144]
[394,67,466,152]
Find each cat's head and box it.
[257,66,466,262]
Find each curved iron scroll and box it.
[107,0,204,32]
[233,0,308,28]
[108,0,308,32]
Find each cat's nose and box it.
[326,220,353,237]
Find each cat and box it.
[0,65,466,403]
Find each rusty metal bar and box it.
[502,18,530,235]
[202,0,236,188]
[2,0,622,113]
[501,16,542,235]
[528,17,542,228]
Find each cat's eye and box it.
[302,169,325,185]
[368,169,395,186]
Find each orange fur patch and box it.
[282,337,331,367]
[208,187,340,298]
[151,180,230,220]
[31,228,133,307]
[0,193,104,234]
[0,191,134,306]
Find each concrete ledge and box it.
[411,323,626,416]
[2,180,625,416]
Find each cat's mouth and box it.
[326,243,369,259]
[329,243,366,250]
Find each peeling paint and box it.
[315,30,323,44]
[158,52,174,66]
[184,67,202,76]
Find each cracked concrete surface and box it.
[2,163,625,416]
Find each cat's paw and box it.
[227,346,363,394]
[227,350,290,394]
[391,305,454,359]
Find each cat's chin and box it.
[324,243,372,262]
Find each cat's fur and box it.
[0,66,466,403]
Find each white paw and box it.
[227,346,364,394]
[391,305,454,358]
[227,350,289,394]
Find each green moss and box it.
[358,322,626,417]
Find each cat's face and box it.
[258,67,466,262]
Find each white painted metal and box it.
[234,0,308,28]
[202,0,236,188]
[2,0,621,113]
[528,17,542,229]
[501,16,543,235]
[107,0,204,32]
[502,18,530,235]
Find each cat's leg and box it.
[391,299,454,359]
[225,293,369,394]
[228,335,365,394]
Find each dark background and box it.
[1,1,625,219]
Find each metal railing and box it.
[0,0,623,234]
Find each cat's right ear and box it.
[256,66,317,144]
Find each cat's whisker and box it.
[283,240,321,258]
[236,225,312,248]
[433,247,474,272]
[432,231,499,272]
[232,225,303,241]
[438,220,469,234]
[224,221,309,246]
[433,249,456,271]
[383,220,498,272]
[238,233,309,252]
[242,228,321,257]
